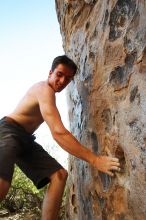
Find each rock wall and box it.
[55,0,146,219]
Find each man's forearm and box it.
[53,130,97,165]
[53,129,121,176]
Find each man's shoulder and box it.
[30,81,51,92]
[29,81,55,100]
[32,81,46,88]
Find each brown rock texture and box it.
[55,0,146,219]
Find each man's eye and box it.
[57,72,62,77]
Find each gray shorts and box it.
[0,117,63,189]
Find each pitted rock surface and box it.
[56,0,146,219]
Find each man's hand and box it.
[93,155,121,176]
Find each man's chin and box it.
[56,88,63,93]
[56,87,64,92]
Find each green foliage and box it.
[0,166,67,219]
[0,165,45,214]
[12,165,45,199]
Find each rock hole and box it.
[71,194,76,207]
[73,207,77,214]
[144,137,146,147]
[90,131,99,154]
[109,0,136,41]
[115,146,126,172]
[85,21,90,30]
[103,9,109,31]
[109,0,137,41]
[89,51,95,59]
[130,86,138,103]
[125,51,137,68]
[70,165,73,172]
[109,65,132,91]
[109,66,125,86]
[101,108,112,132]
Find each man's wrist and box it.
[86,150,98,166]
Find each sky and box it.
[0,0,69,167]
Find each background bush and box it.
[0,165,45,214]
[0,165,66,219]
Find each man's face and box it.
[48,64,74,92]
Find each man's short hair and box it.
[51,55,77,75]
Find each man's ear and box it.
[49,70,53,77]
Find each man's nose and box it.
[60,76,66,84]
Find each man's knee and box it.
[0,178,10,201]
[50,168,68,183]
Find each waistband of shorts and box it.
[1,116,28,134]
[1,116,36,140]
[3,116,22,128]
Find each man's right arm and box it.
[36,84,120,176]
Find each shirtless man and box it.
[0,55,120,220]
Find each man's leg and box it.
[0,178,10,202]
[41,168,68,220]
